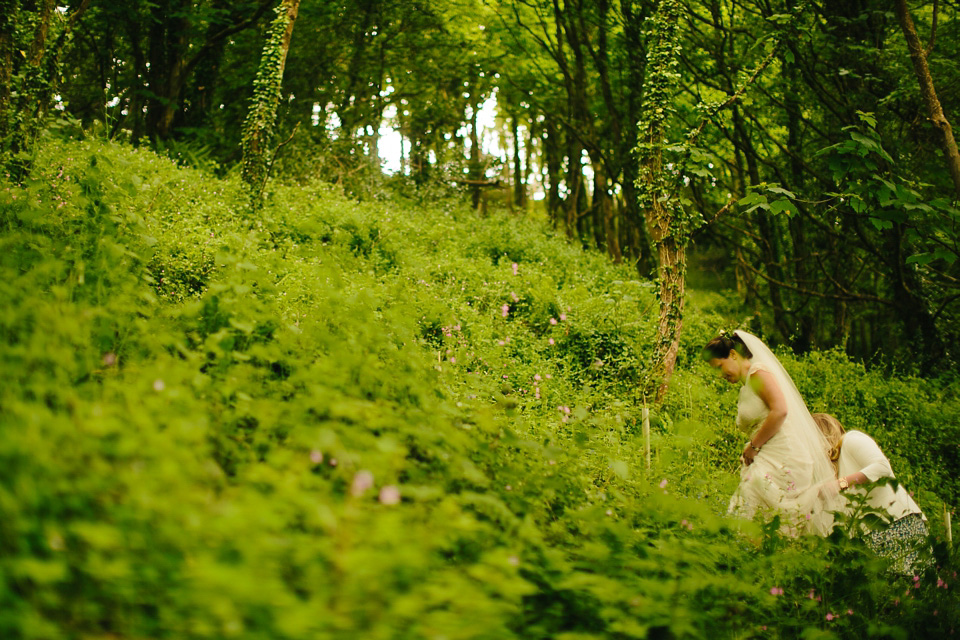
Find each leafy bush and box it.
[0,137,956,640]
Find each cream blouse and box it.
[837,430,924,522]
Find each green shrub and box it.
[0,137,956,640]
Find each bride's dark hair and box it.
[702,332,753,360]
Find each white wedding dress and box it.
[728,362,817,535]
[726,331,842,537]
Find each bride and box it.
[704,330,842,536]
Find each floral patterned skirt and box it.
[864,513,931,576]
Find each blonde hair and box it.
[812,413,846,471]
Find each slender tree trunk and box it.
[566,137,583,238]
[240,0,301,209]
[469,98,482,209]
[596,168,621,262]
[511,114,525,209]
[894,0,960,200]
[883,222,944,365]
[622,0,653,276]
[544,119,563,227]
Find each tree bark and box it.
[894,0,960,200]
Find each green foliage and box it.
[1,137,958,639]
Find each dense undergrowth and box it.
[1,136,958,639]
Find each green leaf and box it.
[768,199,798,217]
[766,185,796,199]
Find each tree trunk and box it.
[544,118,564,227]
[635,0,687,404]
[511,114,525,209]
[893,0,960,200]
[596,168,621,263]
[469,97,482,209]
[240,0,301,209]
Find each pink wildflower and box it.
[534,374,542,381]
[549,317,558,325]
[501,304,510,317]
[770,587,784,596]
[379,485,401,505]
[659,478,668,489]
[510,292,519,302]
[847,609,854,616]
[548,338,555,345]
[512,263,519,275]
[351,470,374,496]
[309,450,323,464]
[559,313,567,321]
[450,357,456,364]
[826,613,835,621]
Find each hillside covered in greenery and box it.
[2,136,958,639]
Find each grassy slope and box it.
[1,137,957,639]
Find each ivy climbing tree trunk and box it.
[893,0,960,200]
[635,0,687,404]
[2,0,90,174]
[0,1,19,147]
[241,0,301,210]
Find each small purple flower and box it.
[501,304,510,317]
[549,317,558,325]
[512,263,519,276]
[659,478,668,489]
